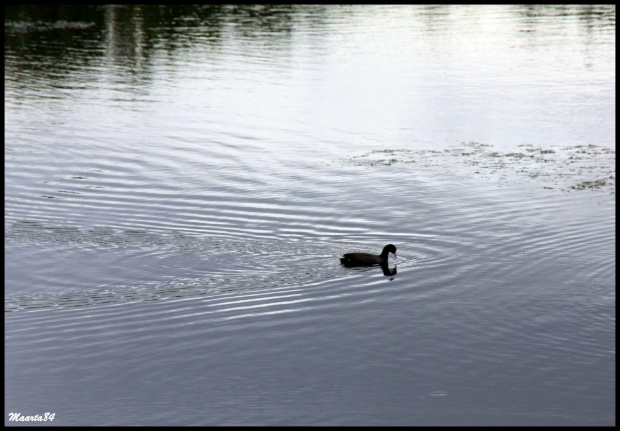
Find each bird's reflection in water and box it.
[381,263,397,277]
[340,260,397,277]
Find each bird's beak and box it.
[393,253,397,258]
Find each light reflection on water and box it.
[5,5,615,426]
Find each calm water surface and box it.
[5,5,615,426]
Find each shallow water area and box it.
[5,5,615,426]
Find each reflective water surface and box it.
[5,5,615,426]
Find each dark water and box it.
[5,5,615,426]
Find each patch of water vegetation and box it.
[347,142,615,194]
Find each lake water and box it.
[4,5,615,426]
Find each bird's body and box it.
[340,244,397,267]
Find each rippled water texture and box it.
[5,5,615,426]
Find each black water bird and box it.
[339,244,397,267]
